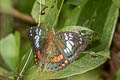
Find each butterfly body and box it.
[27,26,88,72]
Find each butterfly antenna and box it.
[38,0,42,27]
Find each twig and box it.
[37,0,41,27]
[17,49,32,80]
[0,8,35,24]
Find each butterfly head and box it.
[50,27,55,35]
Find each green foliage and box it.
[17,49,34,74]
[67,0,86,5]
[20,0,118,80]
[114,69,120,80]
[0,32,20,70]
[31,0,59,29]
[37,0,45,5]
[112,0,120,8]
[56,0,119,51]
[0,0,119,80]
[18,0,35,14]
[0,0,14,36]
[0,0,13,10]
[62,68,101,80]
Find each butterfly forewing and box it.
[27,27,47,64]
[27,27,47,53]
[43,41,71,72]
[56,32,88,62]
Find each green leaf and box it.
[0,67,14,80]
[114,69,120,80]
[0,0,13,10]
[67,0,87,5]
[24,50,109,79]
[0,0,14,37]
[15,32,20,57]
[31,0,59,29]
[112,0,120,8]
[57,0,118,51]
[18,0,35,14]
[55,1,88,31]
[17,49,34,74]
[62,68,101,80]
[0,32,20,70]
[76,0,118,51]
[20,40,31,57]
[37,0,45,5]
[0,67,9,76]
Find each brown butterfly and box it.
[27,26,88,72]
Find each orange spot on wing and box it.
[58,56,61,62]
[34,55,37,58]
[51,58,54,62]
[59,54,63,60]
[62,63,65,67]
[54,56,58,62]
[37,50,42,60]
[59,66,62,69]
[34,55,38,64]
[51,56,60,62]
[35,62,38,64]
[51,54,64,63]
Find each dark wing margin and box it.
[27,26,47,54]
[56,32,88,62]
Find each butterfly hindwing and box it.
[56,32,88,62]
[43,42,69,72]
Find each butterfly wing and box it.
[27,27,47,65]
[43,41,69,72]
[56,32,88,62]
[44,32,88,72]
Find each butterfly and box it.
[27,26,88,72]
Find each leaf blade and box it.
[0,33,20,70]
